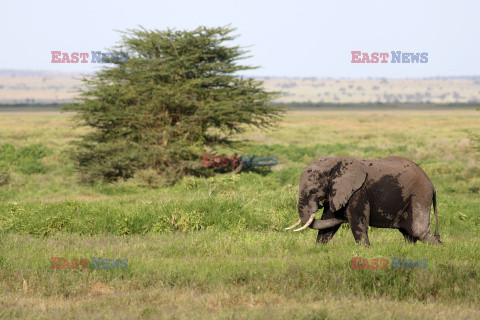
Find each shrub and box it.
[0,143,52,175]
[65,26,283,185]
[130,168,166,188]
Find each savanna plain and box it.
[0,107,479,319]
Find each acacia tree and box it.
[66,26,283,184]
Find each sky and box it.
[0,0,479,78]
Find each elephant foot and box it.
[421,233,443,245]
[399,229,417,243]
[354,237,370,247]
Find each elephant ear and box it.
[329,159,367,212]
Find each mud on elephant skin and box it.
[285,156,442,246]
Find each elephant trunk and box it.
[285,200,316,231]
[286,195,321,231]
[311,218,345,229]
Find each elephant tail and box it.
[433,190,440,241]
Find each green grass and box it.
[0,143,53,174]
[0,109,479,319]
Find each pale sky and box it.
[0,0,478,78]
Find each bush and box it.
[65,26,283,185]
[0,143,52,175]
[130,168,166,188]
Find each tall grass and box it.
[0,109,479,319]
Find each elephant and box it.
[285,156,441,246]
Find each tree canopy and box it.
[65,26,283,185]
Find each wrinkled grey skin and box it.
[288,156,442,246]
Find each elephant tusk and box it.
[293,213,316,232]
[285,219,302,230]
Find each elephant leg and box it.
[409,200,443,245]
[316,208,343,244]
[316,225,341,244]
[399,228,417,243]
[350,222,370,246]
[346,190,370,246]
